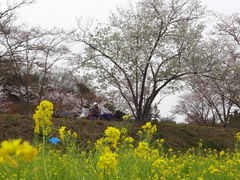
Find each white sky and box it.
[11,0,240,122]
[18,0,132,29]
[17,0,240,30]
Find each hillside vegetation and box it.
[1,114,239,151]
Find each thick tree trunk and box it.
[136,104,152,122]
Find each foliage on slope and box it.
[1,114,239,151]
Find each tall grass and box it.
[1,101,240,179]
[1,123,240,179]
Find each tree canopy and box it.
[75,0,208,121]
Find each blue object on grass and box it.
[49,137,60,145]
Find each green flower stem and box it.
[42,118,49,180]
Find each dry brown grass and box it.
[0,114,239,151]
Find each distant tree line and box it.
[0,0,240,126]
[0,0,104,115]
[174,13,240,127]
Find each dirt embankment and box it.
[1,114,239,151]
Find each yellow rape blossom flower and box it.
[142,122,152,129]
[0,156,4,164]
[236,132,240,141]
[219,150,225,156]
[122,114,133,121]
[16,141,38,161]
[59,126,77,142]
[59,126,66,140]
[152,158,167,169]
[121,128,128,134]
[124,137,134,143]
[141,122,157,134]
[72,132,77,137]
[168,148,173,152]
[104,127,121,139]
[150,124,157,133]
[33,100,53,135]
[95,138,105,150]
[208,165,220,174]
[134,142,159,161]
[67,130,71,135]
[1,139,22,154]
[97,147,118,176]
[104,127,121,148]
[0,139,38,166]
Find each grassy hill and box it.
[0,114,239,151]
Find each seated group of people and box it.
[79,102,125,121]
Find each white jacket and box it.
[99,105,112,115]
[80,107,90,118]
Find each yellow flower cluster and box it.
[69,131,78,138]
[33,100,53,135]
[219,150,225,156]
[0,139,38,167]
[235,132,240,152]
[104,127,121,148]
[59,126,66,140]
[95,127,121,151]
[124,137,134,143]
[156,139,165,146]
[95,138,105,150]
[137,130,143,135]
[208,165,220,174]
[59,126,78,141]
[95,127,121,177]
[3,124,240,179]
[97,146,118,176]
[151,157,170,178]
[152,158,167,169]
[236,132,240,141]
[120,128,128,135]
[134,142,159,161]
[142,122,157,134]
[122,114,133,121]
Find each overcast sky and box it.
[17,0,240,29]
[12,0,240,122]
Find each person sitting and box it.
[88,102,100,120]
[79,105,90,119]
[99,103,113,120]
[113,110,126,121]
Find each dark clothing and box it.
[100,113,113,121]
[114,110,125,121]
[91,105,100,118]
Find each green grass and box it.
[1,123,240,180]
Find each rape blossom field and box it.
[1,101,240,180]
